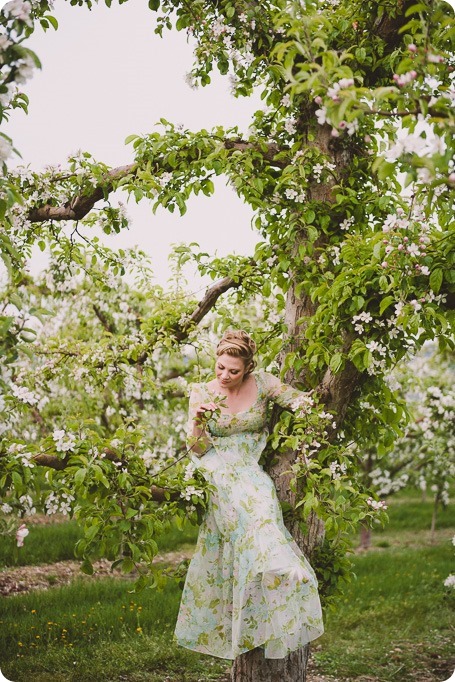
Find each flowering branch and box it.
[26,140,286,223]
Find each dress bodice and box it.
[187,371,306,465]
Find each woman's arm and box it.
[186,384,216,456]
[262,372,314,413]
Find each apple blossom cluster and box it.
[329,461,347,480]
[284,187,306,202]
[366,497,388,511]
[290,393,315,416]
[15,523,29,547]
[392,70,417,87]
[52,429,77,453]
[312,161,336,184]
[180,485,205,502]
[182,11,258,94]
[19,494,35,515]
[10,383,39,405]
[0,2,40,135]
[369,468,410,497]
[385,117,446,166]
[8,443,34,469]
[44,491,75,516]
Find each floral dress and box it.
[174,371,324,660]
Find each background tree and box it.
[1,0,454,680]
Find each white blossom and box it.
[4,0,32,22]
[367,497,388,510]
[16,524,29,547]
[52,429,77,453]
[11,384,39,405]
[15,55,35,84]
[284,118,297,135]
[181,485,204,501]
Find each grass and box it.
[0,489,454,681]
[0,518,199,568]
[313,543,454,681]
[0,521,82,568]
[0,579,228,682]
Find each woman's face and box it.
[215,353,249,388]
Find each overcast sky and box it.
[6,1,262,287]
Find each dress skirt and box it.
[174,444,324,659]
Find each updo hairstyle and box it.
[216,330,257,378]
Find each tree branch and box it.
[174,275,241,342]
[28,164,136,222]
[27,141,286,224]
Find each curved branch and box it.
[174,275,241,342]
[27,141,287,224]
[28,164,136,222]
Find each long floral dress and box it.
[174,371,324,660]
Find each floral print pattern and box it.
[174,371,324,660]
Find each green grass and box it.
[0,521,82,568]
[0,518,199,569]
[0,579,228,682]
[313,543,454,681]
[376,493,455,533]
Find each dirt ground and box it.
[0,548,194,597]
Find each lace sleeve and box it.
[261,371,310,411]
[186,383,206,442]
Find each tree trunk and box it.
[231,102,364,682]
[359,523,372,550]
[232,645,310,681]
[430,493,439,543]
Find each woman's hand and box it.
[194,402,218,426]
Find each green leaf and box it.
[125,134,139,145]
[329,352,343,373]
[148,0,160,8]
[429,269,442,294]
[121,557,135,573]
[80,558,94,575]
[74,468,87,485]
[379,296,395,315]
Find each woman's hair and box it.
[216,329,257,377]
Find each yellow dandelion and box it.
[31,609,36,614]
[18,642,23,647]
[136,627,142,633]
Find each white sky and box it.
[6,1,262,287]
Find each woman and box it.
[174,330,324,660]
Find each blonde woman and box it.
[174,330,323,660]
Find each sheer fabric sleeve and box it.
[186,383,206,443]
[261,371,310,411]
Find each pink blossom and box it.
[16,524,29,548]
[381,262,388,268]
[448,173,455,183]
[427,53,444,63]
[408,44,418,53]
[393,70,417,86]
[314,95,323,105]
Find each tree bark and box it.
[359,524,372,550]
[232,646,310,682]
